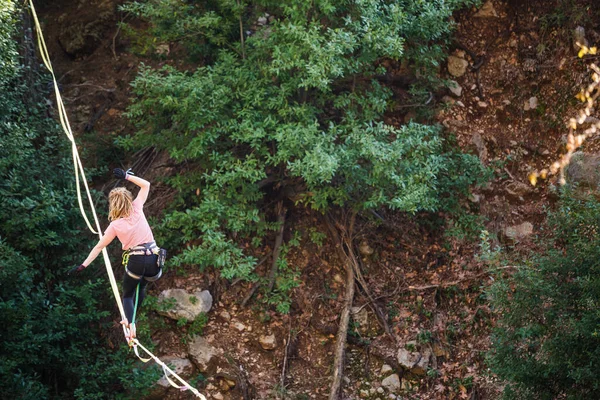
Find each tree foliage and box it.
[122,0,484,285]
[0,2,157,398]
[488,192,600,399]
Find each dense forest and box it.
[2,0,600,399]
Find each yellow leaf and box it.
[579,48,587,58]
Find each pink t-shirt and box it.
[104,197,155,250]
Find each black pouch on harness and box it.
[157,248,167,269]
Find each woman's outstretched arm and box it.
[81,231,116,267]
[113,168,151,205]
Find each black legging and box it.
[123,254,159,324]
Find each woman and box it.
[73,168,161,342]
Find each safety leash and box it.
[28,1,205,398]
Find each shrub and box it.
[122,0,485,287]
[488,192,600,399]
[0,2,156,397]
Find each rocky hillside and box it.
[34,0,600,399]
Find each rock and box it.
[212,393,224,400]
[381,374,401,393]
[524,96,538,111]
[257,16,268,25]
[188,335,218,372]
[397,347,421,370]
[397,344,431,376]
[574,26,589,53]
[448,80,462,97]
[156,357,194,388]
[351,306,369,329]
[471,132,488,163]
[474,1,498,18]
[380,364,393,375]
[259,334,277,350]
[447,55,469,77]
[566,152,600,188]
[157,289,212,321]
[233,321,246,332]
[505,180,534,199]
[411,348,432,376]
[504,222,534,241]
[377,387,385,394]
[219,310,231,321]
[477,101,488,108]
[359,241,374,256]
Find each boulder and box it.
[157,289,212,321]
[156,356,194,388]
[566,152,600,188]
[447,55,469,78]
[141,356,194,400]
[188,335,218,372]
[381,374,401,393]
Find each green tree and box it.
[488,193,600,399]
[122,0,483,280]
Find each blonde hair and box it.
[108,187,133,221]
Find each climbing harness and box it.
[122,242,164,281]
[27,1,205,397]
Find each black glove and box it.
[113,168,127,180]
[69,264,86,275]
[113,168,134,180]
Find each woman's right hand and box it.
[68,264,86,275]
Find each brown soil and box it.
[35,0,600,399]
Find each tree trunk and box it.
[327,212,357,400]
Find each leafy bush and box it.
[122,0,485,289]
[488,192,600,399]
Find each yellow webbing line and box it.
[28,2,205,398]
